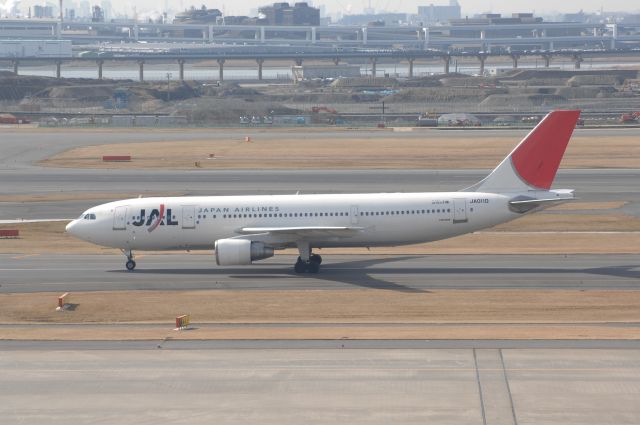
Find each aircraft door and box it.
[182,206,196,229]
[452,198,468,224]
[113,206,127,230]
[350,205,359,225]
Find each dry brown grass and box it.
[41,134,640,170]
[2,289,640,340]
[2,325,638,341]
[3,289,638,324]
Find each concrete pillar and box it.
[311,26,316,44]
[133,24,139,41]
[178,59,185,81]
[260,26,265,43]
[217,59,225,81]
[362,27,367,45]
[422,27,429,49]
[477,55,486,76]
[611,24,618,49]
[542,54,551,68]
[138,60,145,82]
[55,21,62,39]
[209,24,214,41]
[510,54,519,69]
[55,60,62,79]
[370,57,377,77]
[97,59,104,79]
[408,58,414,78]
[12,60,18,75]
[442,55,450,74]
[549,41,554,50]
[257,58,264,80]
[573,55,583,69]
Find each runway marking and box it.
[11,254,40,260]
[477,231,640,234]
[4,367,636,372]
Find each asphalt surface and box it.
[1,253,639,293]
[1,346,639,425]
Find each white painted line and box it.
[0,219,73,224]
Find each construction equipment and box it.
[619,112,640,123]
[311,106,337,114]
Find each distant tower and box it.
[59,0,63,21]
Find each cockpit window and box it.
[83,213,97,220]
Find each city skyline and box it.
[2,0,640,20]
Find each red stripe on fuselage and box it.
[511,110,580,189]
[147,204,165,233]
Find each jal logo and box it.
[132,204,178,232]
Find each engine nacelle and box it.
[215,239,274,266]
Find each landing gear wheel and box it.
[126,259,136,271]
[294,259,306,274]
[294,257,320,274]
[306,261,320,273]
[310,254,322,265]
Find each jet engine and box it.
[214,239,274,265]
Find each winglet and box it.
[470,110,580,193]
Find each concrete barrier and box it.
[0,229,19,238]
[102,155,132,162]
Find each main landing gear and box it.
[294,242,321,273]
[122,249,136,271]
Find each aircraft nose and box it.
[65,220,78,235]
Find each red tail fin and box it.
[511,110,580,189]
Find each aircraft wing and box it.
[237,226,365,238]
[232,226,367,246]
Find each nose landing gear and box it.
[122,249,136,271]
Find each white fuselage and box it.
[67,191,520,251]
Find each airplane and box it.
[66,110,580,273]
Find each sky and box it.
[3,0,640,19]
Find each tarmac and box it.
[1,253,639,293]
[1,344,639,425]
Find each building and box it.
[339,13,409,26]
[174,6,222,24]
[258,2,320,26]
[447,13,581,38]
[417,0,460,24]
[33,5,55,18]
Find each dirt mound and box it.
[567,74,626,86]
[129,81,199,101]
[177,98,299,124]
[479,93,567,108]
[42,85,114,101]
[555,86,617,99]
[383,87,507,103]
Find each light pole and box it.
[166,72,172,102]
